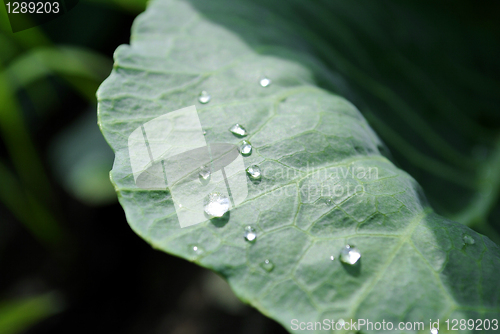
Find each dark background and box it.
[0,0,498,333]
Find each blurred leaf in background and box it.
[48,110,116,206]
[308,1,500,237]
[0,293,63,334]
[0,1,146,333]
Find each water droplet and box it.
[246,165,261,180]
[339,245,361,265]
[259,76,271,87]
[244,226,257,242]
[229,123,248,137]
[338,319,346,327]
[239,140,252,156]
[261,259,274,272]
[463,234,475,245]
[325,198,333,206]
[431,328,439,334]
[204,192,230,217]
[203,130,207,135]
[198,91,211,104]
[189,244,204,255]
[199,166,211,181]
[330,255,335,261]
[179,204,183,208]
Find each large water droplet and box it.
[259,76,271,87]
[463,234,475,245]
[246,165,261,180]
[339,245,361,265]
[431,328,439,334]
[330,255,335,261]
[229,123,248,137]
[204,192,230,217]
[244,226,257,242]
[239,140,252,156]
[198,91,211,104]
[261,259,274,272]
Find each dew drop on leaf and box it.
[261,259,274,272]
[340,245,361,265]
[463,234,475,245]
[198,90,211,104]
[244,226,257,242]
[239,140,252,156]
[431,328,439,334]
[190,244,204,255]
[246,165,261,180]
[204,192,230,217]
[229,123,248,137]
[259,76,271,87]
[199,166,211,182]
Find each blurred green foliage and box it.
[0,293,63,334]
[0,1,146,332]
[313,0,500,241]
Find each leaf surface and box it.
[97,0,500,332]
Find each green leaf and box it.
[97,0,500,332]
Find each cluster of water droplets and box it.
[199,76,270,218]
[195,76,369,277]
[228,124,253,156]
